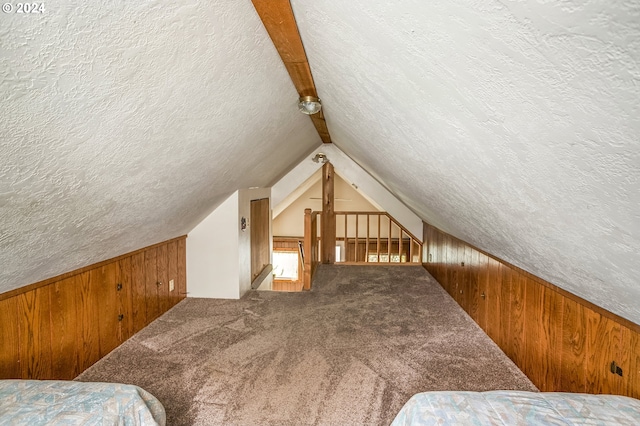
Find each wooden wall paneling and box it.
[441,233,450,293]
[144,247,160,323]
[467,249,480,323]
[445,236,456,297]
[157,243,169,315]
[116,257,134,344]
[510,271,527,368]
[422,223,640,398]
[130,252,147,334]
[96,264,119,358]
[457,245,471,314]
[484,258,502,343]
[560,298,587,393]
[76,272,101,372]
[18,287,52,379]
[177,237,187,298]
[585,310,630,395]
[435,232,444,287]
[542,288,564,392]
[522,278,546,389]
[476,251,489,332]
[167,240,179,307]
[437,231,445,283]
[0,297,21,379]
[498,264,513,358]
[630,331,640,399]
[49,277,79,379]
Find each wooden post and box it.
[321,162,336,264]
[303,208,312,290]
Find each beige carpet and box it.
[76,265,536,425]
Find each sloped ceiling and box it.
[291,1,640,323]
[0,0,320,293]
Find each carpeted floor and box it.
[76,265,536,425]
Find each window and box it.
[273,251,299,280]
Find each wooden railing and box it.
[302,210,422,289]
[334,211,422,264]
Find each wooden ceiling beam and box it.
[251,0,332,143]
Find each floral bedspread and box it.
[0,380,165,425]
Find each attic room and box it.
[1,0,639,425]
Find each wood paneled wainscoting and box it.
[0,236,187,380]
[423,222,640,398]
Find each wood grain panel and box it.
[116,257,133,343]
[96,263,119,358]
[144,247,159,323]
[630,330,640,399]
[131,251,147,334]
[476,251,489,331]
[560,298,587,392]
[456,244,469,311]
[167,240,179,307]
[49,277,79,379]
[585,310,630,395]
[18,287,52,379]
[543,289,564,391]
[467,249,480,323]
[0,298,21,379]
[76,271,101,372]
[484,258,502,344]
[523,278,544,387]
[157,243,169,315]
[498,263,513,357]
[445,236,457,297]
[510,272,526,368]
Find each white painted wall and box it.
[187,188,271,299]
[272,144,423,238]
[187,191,240,299]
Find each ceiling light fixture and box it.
[312,153,329,164]
[298,96,322,115]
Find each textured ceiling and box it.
[292,1,640,323]
[0,0,320,293]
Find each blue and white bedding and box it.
[392,390,640,425]
[0,380,165,425]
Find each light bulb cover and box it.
[298,96,322,115]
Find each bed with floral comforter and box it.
[391,390,640,425]
[0,380,165,425]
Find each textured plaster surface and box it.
[0,0,319,293]
[293,1,640,323]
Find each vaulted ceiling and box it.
[2,1,639,324]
